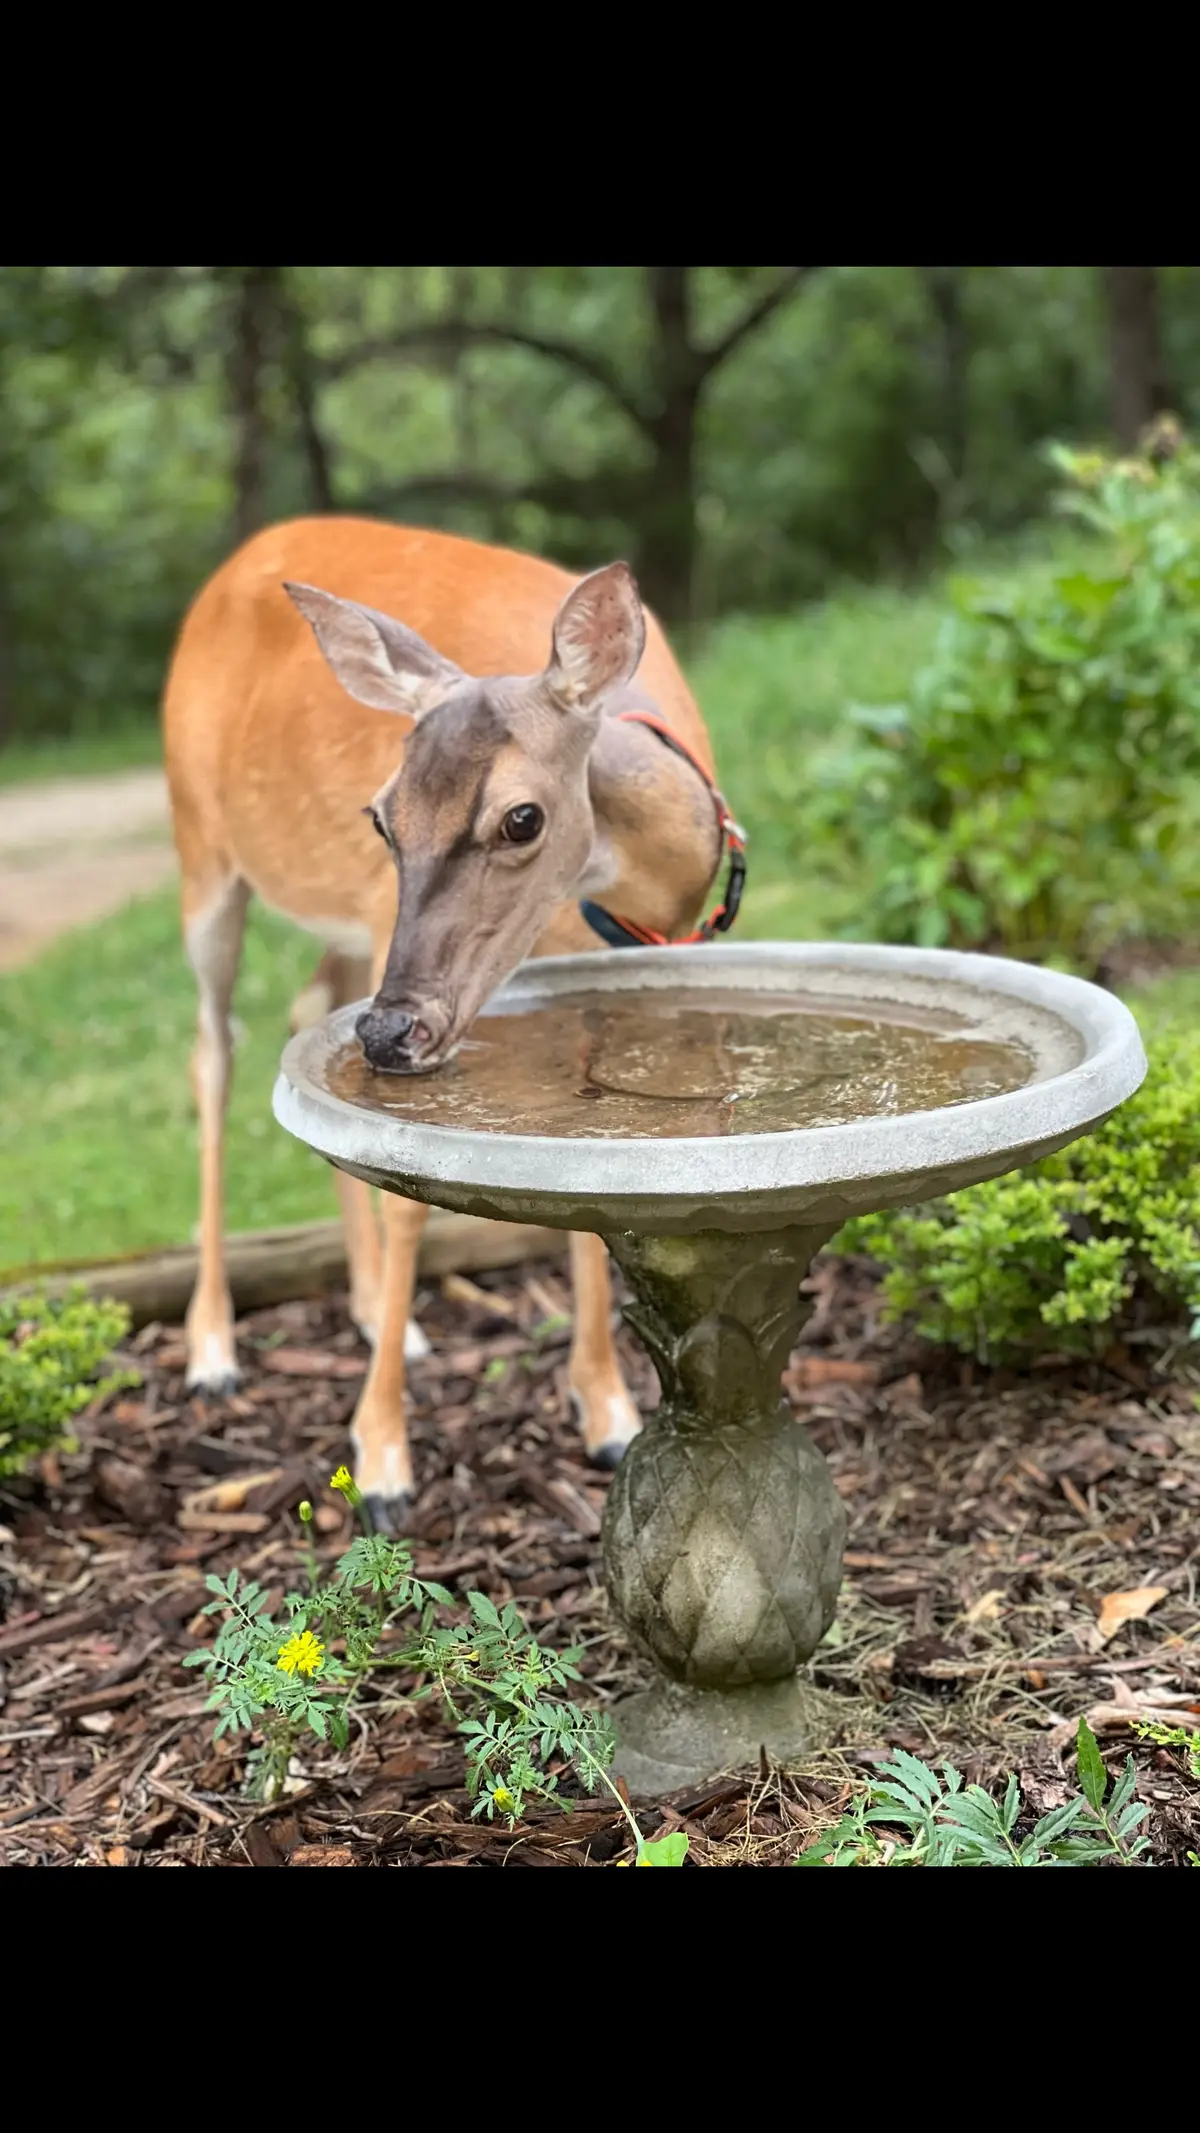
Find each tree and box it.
[1104,267,1169,451]
[226,267,272,543]
[922,266,970,514]
[324,266,819,622]
[7,262,1191,746]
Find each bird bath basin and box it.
[273,942,1146,1792]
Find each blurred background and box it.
[1,264,1198,1271]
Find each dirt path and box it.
[0,768,176,972]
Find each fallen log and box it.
[0,1213,565,1329]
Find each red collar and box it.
[578,709,747,950]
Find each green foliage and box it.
[187,1541,610,1815]
[191,1481,588,1839]
[797,1722,1150,1866]
[0,267,229,748]
[0,1288,133,1477]
[843,1020,1200,1361]
[1132,1718,1200,1781]
[810,430,1200,965]
[636,1831,689,1866]
[192,1467,689,1863]
[4,263,1194,744]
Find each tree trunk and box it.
[1104,267,1169,451]
[925,265,969,489]
[276,274,335,512]
[639,267,699,625]
[639,400,699,626]
[448,265,479,469]
[226,266,277,545]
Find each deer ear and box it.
[546,562,646,709]
[284,583,463,718]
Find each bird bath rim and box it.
[272,943,1146,1236]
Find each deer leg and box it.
[183,873,251,1393]
[287,947,342,1040]
[568,1231,642,1468]
[342,931,432,1530]
[349,1190,431,1531]
[335,1170,433,1363]
[288,947,429,1362]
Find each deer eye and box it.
[500,803,545,845]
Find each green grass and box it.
[0,718,163,788]
[694,586,946,938]
[0,531,1163,1270]
[0,894,331,1269]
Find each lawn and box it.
[0,892,327,1268]
[0,533,1149,1273]
[0,719,166,788]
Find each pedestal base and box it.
[599,1221,846,1680]
[611,1674,842,1797]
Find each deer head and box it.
[285,563,645,1072]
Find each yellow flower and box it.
[492,1785,517,1814]
[298,1500,314,1524]
[329,1465,363,1508]
[277,1630,325,1678]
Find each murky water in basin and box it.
[325,988,1034,1140]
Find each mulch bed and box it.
[1,1253,1198,1867]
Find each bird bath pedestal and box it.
[273,944,1145,1794]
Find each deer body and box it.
[163,516,724,1529]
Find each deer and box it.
[162,517,744,1532]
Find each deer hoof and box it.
[185,1336,242,1397]
[570,1388,641,1471]
[587,1438,630,1471]
[588,1441,635,1476]
[363,1489,415,1536]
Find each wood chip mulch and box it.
[1,1255,1197,1866]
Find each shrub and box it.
[810,420,1200,967]
[842,1019,1200,1361]
[0,1289,133,1479]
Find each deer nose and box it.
[356,1006,417,1071]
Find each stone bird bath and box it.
[273,942,1146,1792]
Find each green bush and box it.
[0,1290,134,1479]
[811,422,1200,967]
[843,1020,1200,1361]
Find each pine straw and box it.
[1,1254,1197,1866]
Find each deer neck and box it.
[580,693,724,941]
